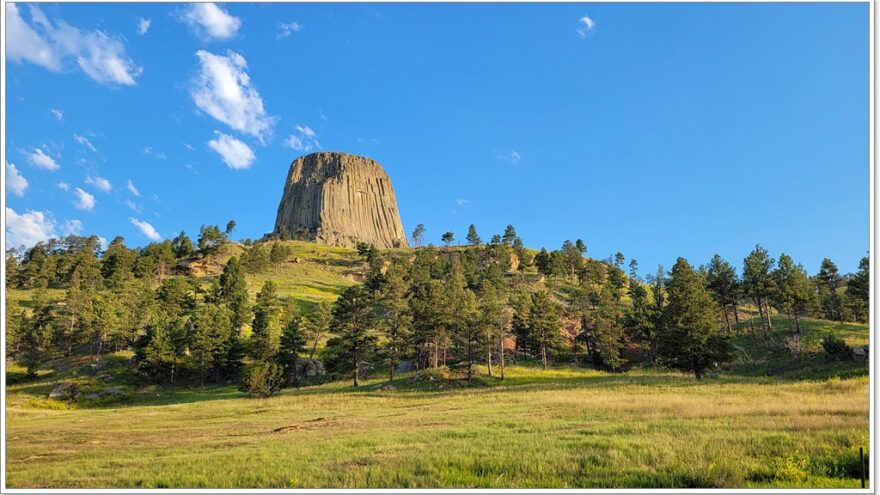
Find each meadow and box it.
[5,333,869,488]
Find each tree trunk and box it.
[732,303,740,323]
[487,342,493,378]
[756,299,768,339]
[694,369,703,381]
[541,345,548,370]
[764,298,772,329]
[499,332,505,380]
[353,351,360,387]
[722,306,731,333]
[389,355,396,382]
[794,311,801,334]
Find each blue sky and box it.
[4,2,869,276]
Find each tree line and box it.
[4,221,869,396]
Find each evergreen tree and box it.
[658,258,732,380]
[575,239,587,255]
[326,285,377,386]
[251,281,283,360]
[376,262,413,381]
[512,237,531,276]
[21,288,55,377]
[535,248,553,277]
[441,231,455,248]
[527,291,564,370]
[561,240,583,282]
[101,236,136,287]
[705,254,741,332]
[742,245,775,337]
[219,256,250,331]
[845,256,869,323]
[198,224,227,257]
[502,225,517,246]
[277,298,306,386]
[772,254,814,333]
[816,258,844,321]
[303,302,332,360]
[189,303,234,386]
[171,230,195,259]
[412,224,426,248]
[225,220,237,235]
[466,224,482,245]
[591,285,626,371]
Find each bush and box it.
[240,361,284,398]
[821,333,849,360]
[771,452,810,482]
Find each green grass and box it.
[5,360,869,488]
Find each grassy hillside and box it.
[5,362,868,488]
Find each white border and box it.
[0,0,875,493]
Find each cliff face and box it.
[274,152,409,249]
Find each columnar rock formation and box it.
[274,152,409,249]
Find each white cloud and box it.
[456,198,470,207]
[74,188,96,211]
[208,131,256,170]
[50,108,64,121]
[183,3,241,41]
[60,219,83,236]
[137,18,151,35]
[27,147,60,171]
[85,175,112,192]
[6,4,61,70]
[126,200,143,212]
[130,218,161,241]
[10,5,142,86]
[191,50,274,142]
[57,181,70,191]
[277,21,303,40]
[143,146,168,160]
[577,15,595,38]
[285,124,321,152]
[494,149,522,164]
[74,133,97,152]
[6,162,29,197]
[127,179,140,196]
[5,208,59,249]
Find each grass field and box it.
[5,360,869,488]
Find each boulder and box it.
[294,358,325,377]
[274,152,409,249]
[852,346,869,361]
[48,382,77,401]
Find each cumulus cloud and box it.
[130,218,161,241]
[85,175,112,192]
[183,3,241,41]
[127,179,140,196]
[285,125,321,152]
[57,181,70,191]
[126,200,143,213]
[5,208,60,249]
[6,162,29,197]
[191,50,274,142]
[143,146,168,160]
[74,133,97,152]
[8,5,142,86]
[137,18,151,35]
[74,187,96,210]
[50,108,64,121]
[6,4,61,70]
[27,147,60,171]
[577,15,595,38]
[277,21,303,40]
[208,131,256,170]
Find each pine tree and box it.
[742,245,775,337]
[171,230,195,259]
[277,298,306,386]
[502,225,517,246]
[705,254,741,332]
[251,281,283,360]
[816,258,844,321]
[466,224,481,245]
[528,291,564,370]
[303,302,332,360]
[327,285,377,386]
[219,256,250,332]
[591,285,626,371]
[658,258,732,380]
[412,224,426,248]
[845,256,869,323]
[189,303,233,386]
[376,262,413,381]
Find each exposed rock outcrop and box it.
[274,152,408,249]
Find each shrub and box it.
[821,333,849,360]
[772,452,810,482]
[240,361,284,398]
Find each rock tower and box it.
[274,152,409,249]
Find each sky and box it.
[3,2,870,277]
